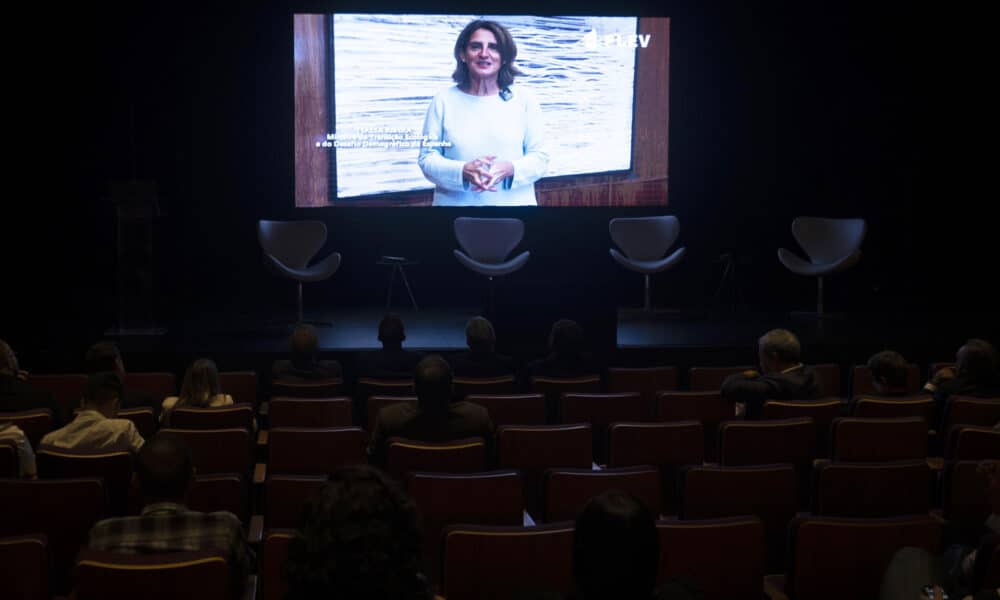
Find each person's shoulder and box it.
[161,396,179,410]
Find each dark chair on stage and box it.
[258,219,342,324]
[777,216,867,318]
[608,215,687,312]
[452,217,530,311]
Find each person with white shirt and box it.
[418,19,549,206]
[40,371,144,453]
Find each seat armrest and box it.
[258,402,269,416]
[763,575,788,600]
[253,463,266,485]
[243,575,258,600]
[257,430,268,447]
[247,515,264,545]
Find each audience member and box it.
[161,358,233,421]
[721,328,820,419]
[867,350,914,397]
[284,465,432,600]
[85,340,160,417]
[524,319,601,380]
[925,339,1000,411]
[0,421,36,477]
[87,432,251,598]
[0,339,62,425]
[571,491,701,600]
[355,313,424,378]
[367,354,494,468]
[40,371,144,452]
[448,316,515,377]
[271,324,342,381]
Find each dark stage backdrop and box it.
[3,0,994,359]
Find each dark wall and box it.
[5,0,992,352]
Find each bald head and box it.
[414,355,453,411]
[136,432,194,502]
[290,324,319,365]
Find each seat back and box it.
[258,219,327,269]
[943,396,1000,432]
[688,366,754,391]
[786,515,941,600]
[453,217,524,263]
[187,474,248,524]
[0,478,105,595]
[386,437,487,481]
[442,523,575,599]
[367,395,418,433]
[851,395,935,426]
[941,461,993,534]
[656,517,765,600]
[657,391,732,461]
[680,464,796,573]
[260,529,296,600]
[607,366,679,405]
[812,459,932,517]
[762,399,842,458]
[264,475,327,529]
[947,426,1000,460]
[608,216,680,261]
[268,427,367,475]
[218,371,259,408]
[812,363,842,398]
[0,408,54,449]
[609,421,704,514]
[168,403,255,431]
[791,217,867,266]
[270,378,345,398]
[268,397,353,428]
[117,407,157,439]
[28,373,86,424]
[160,428,252,475]
[530,375,602,422]
[453,376,517,400]
[466,394,546,426]
[0,533,48,600]
[35,447,132,516]
[830,417,927,461]
[497,424,593,519]
[123,372,176,400]
[719,418,814,466]
[74,549,231,600]
[850,363,922,397]
[544,466,661,522]
[560,392,652,463]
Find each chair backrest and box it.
[442,522,575,600]
[718,418,815,467]
[187,474,248,524]
[218,371,258,407]
[943,396,1000,432]
[656,517,765,600]
[941,460,992,531]
[680,464,796,573]
[947,426,1000,460]
[117,407,157,440]
[560,392,652,463]
[811,363,842,398]
[168,404,255,431]
[386,437,487,481]
[786,515,941,600]
[830,417,927,461]
[0,408,54,449]
[453,217,524,264]
[270,378,345,398]
[258,219,328,269]
[28,373,86,424]
[74,548,232,600]
[608,421,704,514]
[608,216,680,261]
[260,529,296,600]
[657,390,733,462]
[268,397,353,428]
[791,217,867,265]
[688,366,753,391]
[762,398,843,458]
[35,446,133,516]
[850,363,922,397]
[268,427,367,475]
[123,372,177,400]
[497,424,593,519]
[544,466,662,522]
[851,395,936,427]
[0,478,105,595]
[453,376,517,400]
[367,395,418,433]
[530,375,602,422]
[264,475,327,529]
[466,394,546,426]
[0,533,48,600]
[812,459,933,517]
[607,366,679,405]
[160,428,252,475]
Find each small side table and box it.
[377,256,418,310]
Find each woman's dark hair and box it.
[572,491,659,600]
[452,20,524,91]
[958,339,1000,384]
[284,465,431,600]
[176,358,222,409]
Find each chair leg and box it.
[644,274,652,312]
[816,276,824,317]
[297,281,304,323]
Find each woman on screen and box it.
[418,19,549,206]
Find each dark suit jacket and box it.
[0,373,63,426]
[356,348,424,379]
[721,364,821,419]
[367,400,495,468]
[448,351,515,378]
[271,359,343,381]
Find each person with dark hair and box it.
[284,465,432,600]
[40,371,144,452]
[367,354,494,468]
[84,340,160,418]
[925,339,1000,411]
[161,358,233,420]
[418,19,549,206]
[572,491,701,600]
[0,339,62,426]
[721,328,821,419]
[87,432,251,598]
[355,313,424,378]
[272,324,342,382]
[524,319,601,380]
[448,316,515,377]
[867,350,912,397]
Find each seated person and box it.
[271,324,342,382]
[0,339,62,426]
[448,316,515,378]
[85,340,160,418]
[355,313,424,378]
[40,371,144,453]
[866,350,915,398]
[925,339,1000,411]
[87,432,251,598]
[0,421,36,477]
[524,319,601,381]
[367,354,494,468]
[721,328,820,419]
[161,359,233,421]
[284,465,432,600]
